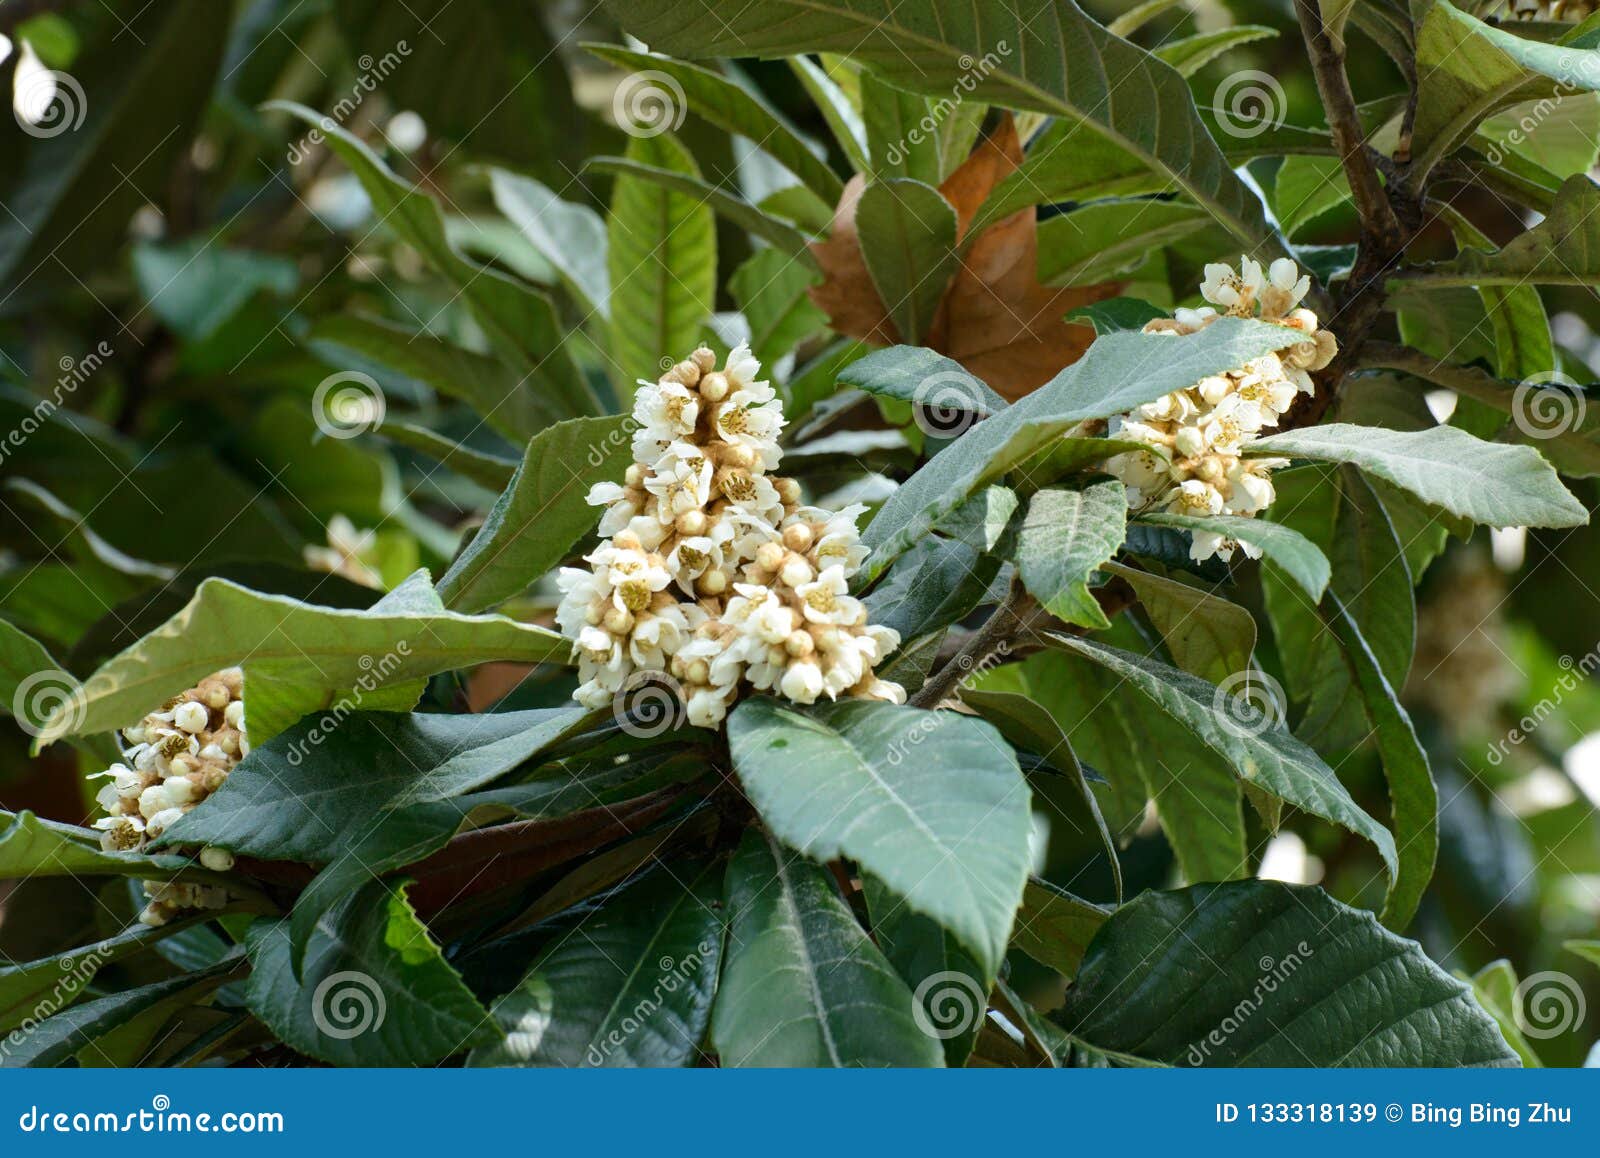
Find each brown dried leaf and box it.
[807,115,1117,401]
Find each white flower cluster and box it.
[90,669,247,925]
[1105,257,1337,563]
[557,344,904,727]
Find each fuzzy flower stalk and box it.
[557,344,904,727]
[90,669,248,925]
[1104,257,1337,563]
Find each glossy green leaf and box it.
[1101,561,1255,686]
[246,881,497,1066]
[437,416,632,612]
[855,178,958,344]
[606,132,716,389]
[1044,634,1399,880]
[1036,200,1211,284]
[1249,422,1588,528]
[711,828,942,1067]
[1014,481,1126,629]
[602,0,1281,255]
[1012,877,1109,979]
[471,862,724,1067]
[39,571,567,747]
[1134,511,1331,600]
[1057,880,1518,1066]
[844,318,1299,580]
[727,698,1030,976]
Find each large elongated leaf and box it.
[1,953,241,1069]
[728,248,829,369]
[727,699,1030,976]
[978,647,1247,884]
[1057,880,1518,1066]
[1012,877,1109,979]
[1101,561,1255,687]
[711,828,942,1067]
[587,46,842,205]
[1249,423,1587,528]
[1014,481,1126,629]
[0,810,191,882]
[1324,597,1438,931]
[602,0,1281,254]
[307,314,555,443]
[843,318,1300,580]
[587,156,819,263]
[246,881,497,1066]
[1134,512,1330,600]
[470,862,724,1067]
[607,133,716,389]
[1405,175,1600,289]
[437,416,632,612]
[38,571,567,747]
[1035,199,1211,284]
[1410,1,1600,181]
[268,103,595,418]
[489,170,611,317]
[1044,634,1399,879]
[855,178,958,345]
[0,1,231,306]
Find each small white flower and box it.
[631,379,700,462]
[780,659,824,703]
[173,701,209,733]
[795,566,860,626]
